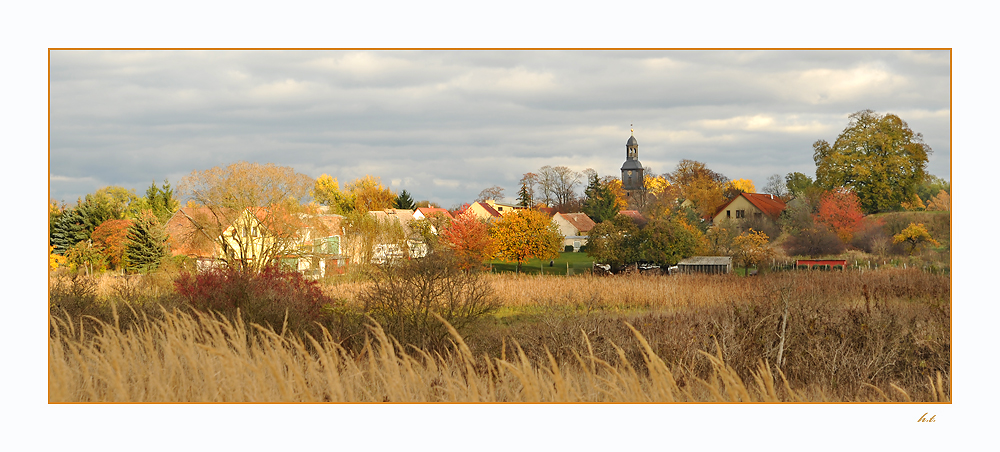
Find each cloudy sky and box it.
[49,49,950,208]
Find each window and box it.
[726,210,731,218]
[736,210,745,219]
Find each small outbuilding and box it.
[676,256,732,274]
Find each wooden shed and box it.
[676,256,732,274]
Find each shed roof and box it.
[677,256,732,266]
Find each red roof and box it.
[619,210,648,227]
[416,207,453,219]
[475,202,503,218]
[714,193,787,220]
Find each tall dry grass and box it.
[49,308,949,403]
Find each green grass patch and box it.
[488,251,594,276]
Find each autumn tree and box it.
[813,189,865,243]
[731,229,773,273]
[667,160,730,219]
[582,174,619,223]
[91,219,133,271]
[180,161,320,273]
[490,209,563,272]
[639,216,707,266]
[586,214,643,272]
[124,211,168,273]
[346,175,396,212]
[475,185,505,203]
[814,110,931,213]
[927,190,951,212]
[916,174,950,205]
[312,174,354,213]
[65,240,107,275]
[439,211,495,271]
[893,222,940,255]
[728,178,756,194]
[394,189,416,210]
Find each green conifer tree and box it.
[124,211,168,273]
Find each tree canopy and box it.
[814,110,931,213]
[180,161,319,273]
[490,209,563,272]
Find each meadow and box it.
[48,266,950,403]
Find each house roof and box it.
[619,210,648,227]
[416,207,453,219]
[714,192,787,219]
[678,256,732,266]
[536,207,557,217]
[369,209,419,235]
[554,212,597,234]
[473,202,502,218]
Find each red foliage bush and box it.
[174,266,332,332]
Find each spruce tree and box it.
[517,182,532,208]
[394,189,416,210]
[582,175,619,223]
[124,211,167,273]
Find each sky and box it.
[49,49,951,209]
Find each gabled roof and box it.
[473,202,502,218]
[415,207,453,219]
[536,207,557,217]
[369,209,418,235]
[554,212,597,234]
[619,210,648,227]
[714,193,787,219]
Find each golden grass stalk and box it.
[49,308,943,403]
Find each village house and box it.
[551,212,596,251]
[712,192,787,225]
[466,201,504,221]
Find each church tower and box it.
[620,127,646,203]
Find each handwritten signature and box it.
[918,413,937,423]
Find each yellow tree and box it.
[728,178,756,194]
[893,222,939,255]
[346,175,396,212]
[312,174,355,213]
[490,209,563,272]
[731,228,773,274]
[927,190,950,211]
[605,178,630,211]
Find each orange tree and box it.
[440,211,495,271]
[489,209,563,272]
[91,219,133,271]
[893,222,940,255]
[813,188,865,243]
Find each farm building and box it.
[676,256,732,274]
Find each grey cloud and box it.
[50,49,950,208]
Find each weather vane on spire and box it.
[631,123,634,135]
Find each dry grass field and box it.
[49,267,950,403]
